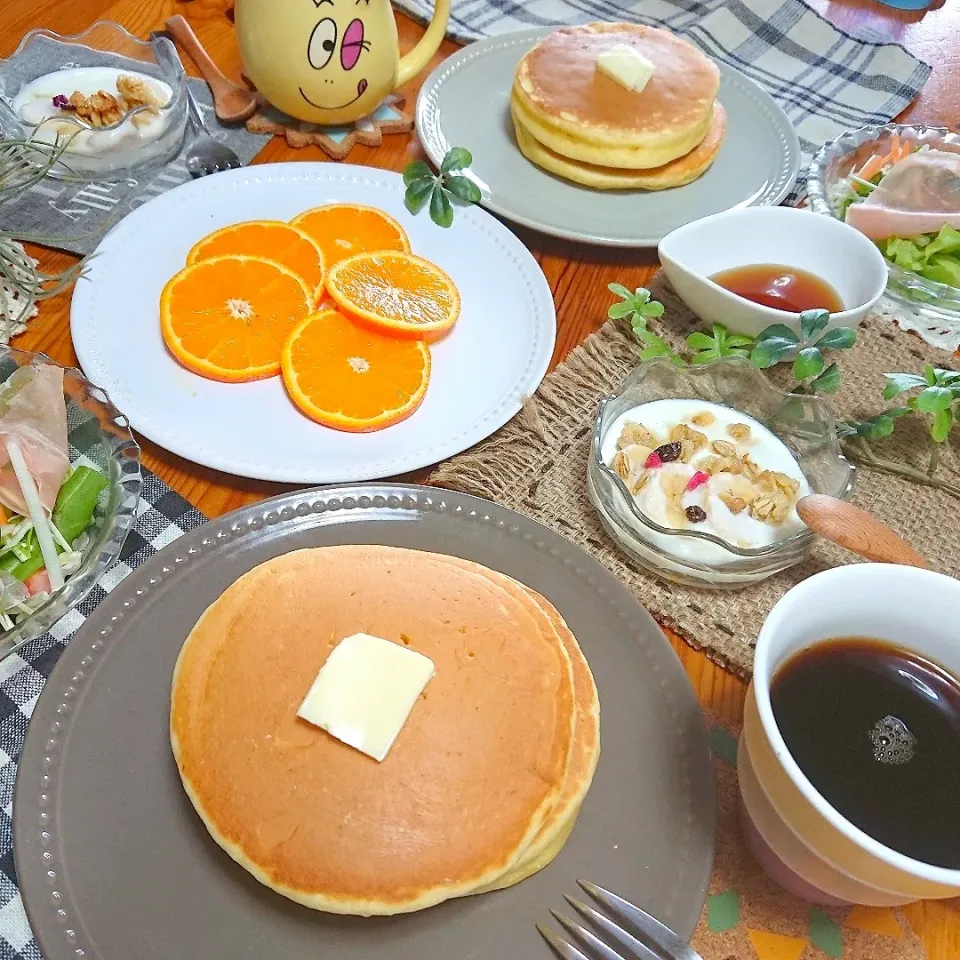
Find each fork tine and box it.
[551,909,632,960]
[537,923,593,960]
[563,897,660,960]
[577,882,702,960]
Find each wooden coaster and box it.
[245,93,413,159]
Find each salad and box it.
[840,136,960,289]
[0,363,107,631]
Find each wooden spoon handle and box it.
[165,15,233,90]
[796,494,929,568]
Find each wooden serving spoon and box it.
[796,494,929,568]
[165,15,258,123]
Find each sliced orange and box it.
[281,309,431,432]
[325,251,460,340]
[291,204,410,271]
[161,255,313,382]
[186,220,326,302]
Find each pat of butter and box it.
[596,45,657,93]
[297,633,435,762]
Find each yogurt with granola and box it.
[600,398,810,565]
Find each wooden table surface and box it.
[2,0,959,954]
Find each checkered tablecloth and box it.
[0,470,205,959]
[396,0,932,200]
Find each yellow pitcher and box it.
[235,0,450,126]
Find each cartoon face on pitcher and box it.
[235,0,450,126]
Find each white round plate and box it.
[416,29,800,247]
[70,163,556,483]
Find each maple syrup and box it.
[711,263,844,313]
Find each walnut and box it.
[669,423,708,453]
[719,493,748,514]
[691,411,716,427]
[117,74,159,109]
[727,423,751,441]
[750,493,790,525]
[617,421,657,450]
[711,439,738,458]
[759,470,800,500]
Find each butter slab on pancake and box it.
[513,101,726,191]
[513,23,720,170]
[170,546,577,915]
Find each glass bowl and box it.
[587,358,855,589]
[0,349,141,659]
[0,22,188,179]
[807,123,960,324]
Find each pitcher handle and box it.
[396,0,451,87]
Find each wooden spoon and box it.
[165,15,258,123]
[796,494,929,568]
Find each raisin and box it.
[685,505,707,523]
[654,442,682,463]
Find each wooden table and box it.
[2,0,959,954]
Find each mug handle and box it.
[396,0,451,86]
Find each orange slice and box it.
[186,220,326,302]
[281,309,431,432]
[161,255,313,382]
[326,251,460,340]
[291,204,410,271]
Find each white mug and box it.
[739,563,960,905]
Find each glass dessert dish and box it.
[0,22,188,179]
[807,123,960,326]
[587,358,855,589]
[0,349,141,660]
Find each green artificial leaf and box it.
[924,363,938,385]
[934,367,960,385]
[402,160,432,185]
[755,323,800,345]
[810,361,841,394]
[751,338,797,368]
[444,174,481,204]
[793,346,825,382]
[883,371,927,400]
[725,333,755,348]
[815,326,857,351]
[800,308,830,343]
[910,385,954,412]
[686,331,716,350]
[607,282,633,300]
[404,178,435,215]
[932,406,954,443]
[691,349,720,365]
[429,186,454,228]
[641,300,664,318]
[608,300,637,320]
[440,146,472,174]
[635,327,684,366]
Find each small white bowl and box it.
[658,207,888,337]
[740,564,960,905]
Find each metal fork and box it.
[149,31,242,178]
[538,880,704,960]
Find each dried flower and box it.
[52,94,72,110]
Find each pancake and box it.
[171,546,577,915]
[513,23,720,169]
[512,100,727,191]
[473,584,600,892]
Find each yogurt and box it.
[12,67,175,167]
[600,398,810,566]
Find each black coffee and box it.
[770,638,960,869]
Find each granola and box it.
[727,423,751,441]
[60,74,160,129]
[617,421,658,450]
[710,439,738,458]
[691,411,715,427]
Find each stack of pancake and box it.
[511,22,725,191]
[170,545,600,915]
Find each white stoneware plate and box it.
[416,29,801,247]
[70,164,556,483]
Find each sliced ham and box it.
[0,365,70,516]
[844,149,960,240]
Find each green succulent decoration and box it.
[403,147,481,228]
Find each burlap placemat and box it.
[431,274,960,679]
[692,711,938,960]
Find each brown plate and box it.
[14,485,715,959]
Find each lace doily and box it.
[0,241,38,344]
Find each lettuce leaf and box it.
[878,225,960,290]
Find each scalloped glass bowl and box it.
[587,358,855,589]
[0,349,141,660]
[0,22,188,179]
[807,123,960,323]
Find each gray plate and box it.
[416,29,800,246]
[14,485,715,960]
